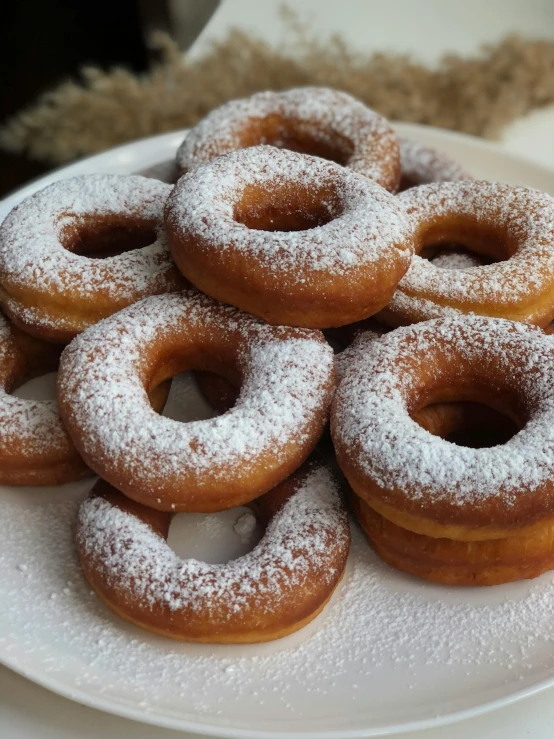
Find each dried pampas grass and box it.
[2,22,554,166]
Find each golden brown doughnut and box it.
[165,146,414,329]
[332,316,554,541]
[0,174,184,342]
[378,181,554,328]
[351,396,547,585]
[77,460,350,643]
[58,290,335,512]
[176,87,400,191]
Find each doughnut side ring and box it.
[0,313,90,485]
[58,290,335,512]
[351,494,554,586]
[165,146,414,329]
[176,87,400,191]
[77,460,350,643]
[378,181,554,327]
[0,174,185,342]
[332,316,554,540]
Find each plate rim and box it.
[2,123,554,738]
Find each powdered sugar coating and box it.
[234,512,258,543]
[0,174,182,337]
[335,327,383,380]
[58,290,334,506]
[398,137,471,190]
[176,87,399,190]
[332,316,554,518]
[77,464,349,630]
[8,377,554,727]
[167,145,413,279]
[384,181,554,325]
[7,493,554,731]
[428,248,483,270]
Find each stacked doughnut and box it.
[3,87,554,644]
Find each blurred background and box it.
[2,0,554,196]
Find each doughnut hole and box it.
[160,370,232,422]
[167,506,262,564]
[234,179,342,232]
[237,115,354,166]
[12,371,58,401]
[59,215,157,259]
[416,221,511,265]
[412,397,522,449]
[191,370,238,416]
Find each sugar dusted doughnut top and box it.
[58,290,334,494]
[383,180,554,325]
[167,145,413,281]
[333,316,554,514]
[0,174,174,299]
[77,463,348,624]
[0,174,183,338]
[176,86,400,190]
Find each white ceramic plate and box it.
[2,125,554,739]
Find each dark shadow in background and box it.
[0,0,149,196]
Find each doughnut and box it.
[351,383,552,585]
[195,318,385,413]
[77,460,350,643]
[398,137,471,192]
[58,290,335,512]
[0,174,184,342]
[165,145,414,329]
[352,495,554,586]
[176,87,400,191]
[331,316,554,541]
[378,181,554,328]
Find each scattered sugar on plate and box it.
[2,489,554,729]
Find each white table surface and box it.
[3,661,554,739]
[4,2,554,736]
